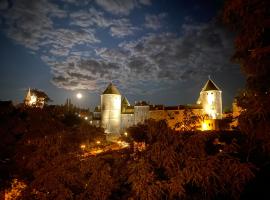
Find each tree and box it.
[222,1,270,198]
[175,108,207,131]
[222,0,270,160]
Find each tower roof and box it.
[122,96,130,106]
[202,79,220,91]
[102,83,121,95]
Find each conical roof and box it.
[202,79,220,91]
[25,88,31,100]
[102,83,121,95]
[122,96,130,106]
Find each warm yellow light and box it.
[80,144,86,149]
[96,140,101,144]
[124,132,128,136]
[207,93,215,105]
[29,95,37,105]
[76,93,82,99]
[202,122,208,131]
[117,141,121,144]
[84,116,88,120]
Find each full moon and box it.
[76,93,82,99]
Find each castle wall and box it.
[149,108,204,130]
[121,113,134,131]
[134,106,149,125]
[101,94,121,135]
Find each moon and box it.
[76,93,82,99]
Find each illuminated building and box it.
[101,83,122,139]
[24,88,45,108]
[95,79,223,138]
[197,78,222,119]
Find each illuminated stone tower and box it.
[101,83,122,138]
[197,78,222,119]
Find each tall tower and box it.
[197,78,222,119]
[101,83,122,137]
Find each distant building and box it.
[92,106,101,127]
[101,83,122,139]
[24,88,45,108]
[197,78,222,119]
[96,78,224,138]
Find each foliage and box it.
[0,105,256,200]
[3,178,27,200]
[31,88,52,104]
[222,0,270,159]
[127,121,255,200]
[222,1,270,197]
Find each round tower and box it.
[101,83,122,137]
[197,78,222,119]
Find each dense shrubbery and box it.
[0,104,105,197]
[222,0,270,198]
[0,105,256,199]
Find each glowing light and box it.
[29,95,37,105]
[96,140,101,144]
[207,93,215,105]
[124,132,128,136]
[202,122,208,131]
[80,144,86,149]
[84,116,88,120]
[76,93,82,99]
[5,178,27,200]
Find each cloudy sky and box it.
[0,0,245,109]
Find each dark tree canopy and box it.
[31,88,52,103]
[222,0,270,159]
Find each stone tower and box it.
[101,83,122,137]
[197,78,222,119]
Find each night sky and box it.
[0,0,245,110]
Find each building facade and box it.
[24,88,45,108]
[101,83,122,138]
[197,79,222,119]
[97,79,223,137]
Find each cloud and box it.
[109,18,139,37]
[139,0,151,5]
[50,57,123,91]
[144,13,167,30]
[70,7,111,28]
[0,0,10,10]
[0,0,236,95]
[70,7,139,38]
[95,0,151,15]
[51,20,235,93]
[95,0,137,15]
[1,0,100,55]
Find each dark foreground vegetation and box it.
[0,0,269,199]
[0,103,269,200]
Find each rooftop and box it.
[201,79,221,91]
[102,83,121,95]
